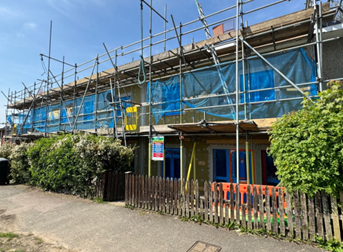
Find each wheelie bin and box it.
[0,158,10,185]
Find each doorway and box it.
[213,148,254,183]
[164,148,180,179]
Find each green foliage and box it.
[9,143,33,184]
[0,232,19,241]
[27,133,135,197]
[316,236,343,252]
[0,142,13,160]
[269,81,343,197]
[93,196,106,204]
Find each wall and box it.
[322,38,343,83]
[131,134,271,187]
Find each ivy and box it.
[269,81,343,198]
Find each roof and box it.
[0,158,9,162]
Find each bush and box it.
[0,142,13,160]
[269,81,343,197]
[27,133,135,197]
[9,143,32,184]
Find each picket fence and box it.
[125,174,343,243]
[95,171,125,201]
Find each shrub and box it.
[0,142,13,160]
[27,133,135,197]
[9,142,33,184]
[269,81,343,197]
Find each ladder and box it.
[195,0,236,119]
[110,78,127,147]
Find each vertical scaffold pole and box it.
[73,64,77,132]
[241,0,250,185]
[314,0,323,92]
[45,20,52,138]
[235,0,240,185]
[179,22,183,124]
[95,56,99,133]
[31,83,36,133]
[59,57,65,132]
[148,0,153,177]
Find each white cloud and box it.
[0,7,18,18]
[24,22,37,30]
[47,0,74,18]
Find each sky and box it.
[0,0,305,124]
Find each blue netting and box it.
[9,48,317,133]
[148,48,317,123]
[10,89,129,133]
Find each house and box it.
[4,1,343,187]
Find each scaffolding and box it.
[2,0,341,182]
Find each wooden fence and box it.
[95,171,126,201]
[125,174,343,243]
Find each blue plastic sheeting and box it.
[10,89,132,134]
[148,48,317,123]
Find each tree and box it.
[269,81,343,197]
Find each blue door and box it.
[214,149,230,182]
[164,148,180,179]
[231,150,253,184]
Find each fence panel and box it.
[286,192,293,238]
[124,175,343,244]
[253,186,258,229]
[278,187,285,236]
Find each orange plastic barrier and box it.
[211,182,287,208]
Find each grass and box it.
[34,237,43,244]
[93,196,106,204]
[0,232,19,241]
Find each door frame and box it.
[213,149,230,182]
[229,148,255,184]
[164,148,180,179]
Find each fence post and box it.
[253,186,258,229]
[272,187,278,234]
[204,181,209,221]
[293,191,301,239]
[331,194,341,242]
[190,180,195,218]
[230,183,234,223]
[174,178,178,215]
[301,192,308,240]
[259,186,264,230]
[125,172,129,205]
[247,185,252,230]
[219,183,223,225]
[315,192,324,239]
[195,180,199,217]
[278,187,285,237]
[235,184,240,226]
[214,182,218,224]
[265,186,271,232]
[322,192,332,240]
[308,195,315,241]
[286,191,293,238]
[177,179,183,216]
[209,181,213,223]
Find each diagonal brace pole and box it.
[240,38,313,102]
[71,56,98,131]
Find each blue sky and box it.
[0,0,305,124]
